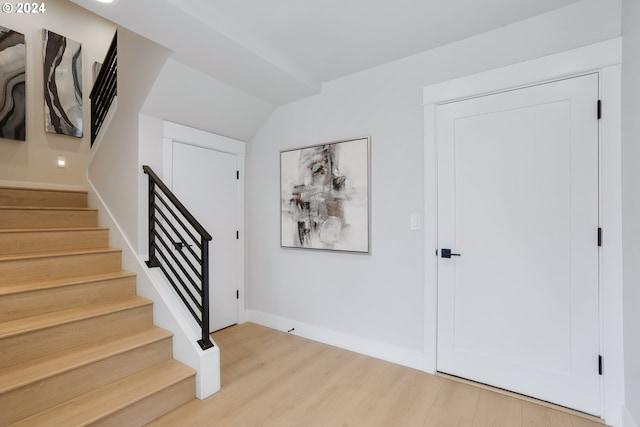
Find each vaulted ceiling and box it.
[71,0,582,106]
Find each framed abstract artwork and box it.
[280,136,371,253]
[43,29,83,138]
[0,26,26,141]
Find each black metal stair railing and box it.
[89,31,117,146]
[143,165,214,350]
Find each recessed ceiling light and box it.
[95,0,118,4]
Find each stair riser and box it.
[0,209,98,229]
[0,336,172,426]
[0,186,197,426]
[0,251,122,285]
[0,276,136,323]
[0,188,87,208]
[0,229,109,256]
[93,376,195,427]
[0,305,153,368]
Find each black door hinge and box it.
[236,290,239,299]
[599,355,603,375]
[237,170,239,180]
[597,100,602,120]
[236,230,239,240]
[598,227,602,247]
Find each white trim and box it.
[599,64,625,427]
[424,38,623,427]
[623,406,639,427]
[423,102,438,374]
[85,178,220,399]
[162,121,247,328]
[246,310,424,371]
[163,121,246,156]
[423,38,621,105]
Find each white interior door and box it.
[436,74,600,415]
[172,141,239,332]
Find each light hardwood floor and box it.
[149,323,607,427]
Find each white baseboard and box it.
[623,406,639,427]
[246,309,425,371]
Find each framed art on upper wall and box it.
[280,136,371,254]
[0,26,26,141]
[43,29,83,138]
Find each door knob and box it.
[441,249,461,259]
[173,241,193,250]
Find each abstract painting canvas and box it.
[0,26,26,141]
[43,29,83,137]
[281,137,370,253]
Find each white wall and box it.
[622,0,640,425]
[88,28,171,250]
[141,59,275,142]
[0,0,115,188]
[88,31,221,399]
[247,0,621,367]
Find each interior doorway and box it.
[162,122,246,332]
[435,73,600,415]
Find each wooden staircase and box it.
[0,186,196,426]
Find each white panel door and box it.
[436,74,600,414]
[172,142,239,332]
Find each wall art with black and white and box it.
[0,26,26,141]
[43,29,83,138]
[281,137,370,253]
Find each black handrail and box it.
[143,165,214,350]
[90,31,117,146]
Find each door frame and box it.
[423,38,622,425]
[162,121,247,326]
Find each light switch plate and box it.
[410,214,421,230]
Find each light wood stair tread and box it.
[0,295,152,339]
[0,184,196,425]
[0,326,172,393]
[0,206,97,212]
[0,226,108,234]
[0,247,121,262]
[0,271,136,296]
[0,208,99,230]
[0,228,110,256]
[0,186,87,194]
[8,360,195,427]
[0,187,88,209]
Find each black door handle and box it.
[441,249,461,259]
[173,242,193,250]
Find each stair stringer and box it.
[85,179,220,399]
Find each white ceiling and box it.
[71,0,582,106]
